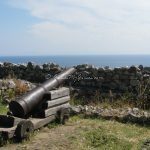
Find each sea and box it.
[0,55,150,68]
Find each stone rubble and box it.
[141,139,150,150]
[0,79,36,104]
[0,79,35,91]
[70,105,150,125]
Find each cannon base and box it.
[0,87,71,143]
[0,107,69,142]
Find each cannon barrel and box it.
[9,68,76,118]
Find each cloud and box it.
[6,0,150,54]
[9,0,150,24]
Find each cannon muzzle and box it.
[9,67,76,118]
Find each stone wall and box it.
[68,64,150,108]
[70,64,150,93]
[0,62,62,82]
[0,62,150,107]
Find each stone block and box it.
[130,79,140,86]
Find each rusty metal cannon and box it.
[9,67,76,118]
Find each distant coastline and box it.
[0,55,150,68]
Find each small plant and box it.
[70,97,85,106]
[13,79,29,95]
[0,95,2,103]
[47,121,60,129]
[7,89,15,99]
[93,90,101,103]
[0,103,8,115]
[0,89,8,114]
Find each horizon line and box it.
[1,54,150,57]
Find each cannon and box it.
[0,68,76,142]
[9,67,76,118]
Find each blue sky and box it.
[1,0,150,56]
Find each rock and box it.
[136,72,142,80]
[129,65,140,73]
[3,62,13,67]
[113,74,119,80]
[114,67,121,73]
[2,97,11,104]
[138,65,144,71]
[70,105,150,125]
[0,80,2,89]
[132,108,140,115]
[121,66,129,72]
[7,80,16,89]
[0,62,3,66]
[104,66,110,70]
[120,74,128,80]
[98,67,105,72]
[130,79,140,86]
[143,112,149,118]
[70,106,83,114]
[141,139,150,150]
[119,84,128,92]
[143,74,150,80]
[109,82,117,90]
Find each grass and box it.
[67,116,150,150]
[0,90,149,149]
[47,121,60,129]
[1,115,150,149]
[70,97,150,112]
[0,97,8,115]
[0,104,7,115]
[71,87,150,110]
[84,128,132,150]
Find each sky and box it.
[0,0,150,56]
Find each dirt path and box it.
[0,123,76,150]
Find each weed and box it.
[14,79,29,95]
[70,97,85,106]
[47,121,60,129]
[7,89,15,99]
[0,97,7,115]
